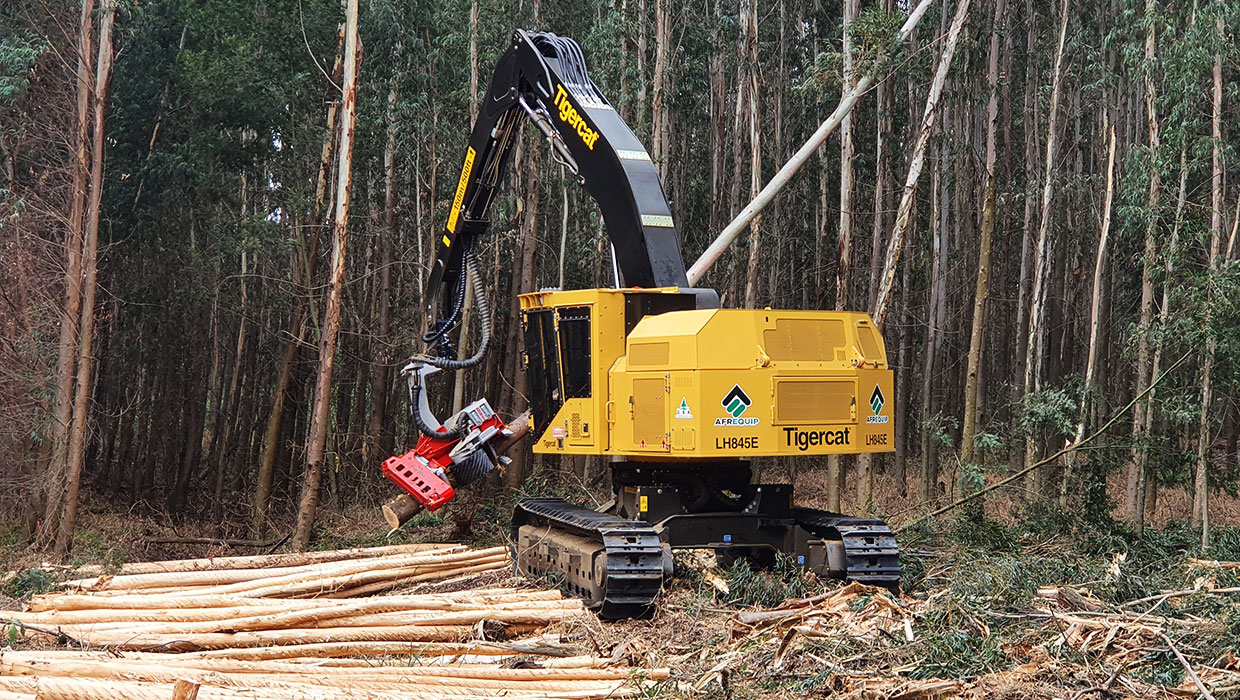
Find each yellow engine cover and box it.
[521,288,894,459]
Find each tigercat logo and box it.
[716,385,759,426]
[553,85,601,150]
[784,427,851,451]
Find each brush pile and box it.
[0,543,668,699]
[734,581,917,645]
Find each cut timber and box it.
[380,495,420,530]
[60,622,545,651]
[62,547,510,597]
[39,606,579,637]
[71,543,456,577]
[182,639,569,660]
[7,676,646,700]
[31,588,559,612]
[9,595,575,629]
[170,680,199,700]
[64,546,467,589]
[381,412,530,530]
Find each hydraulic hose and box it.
[409,380,465,440]
[422,250,491,371]
[422,255,470,356]
[409,250,492,441]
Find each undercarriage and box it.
[513,463,900,618]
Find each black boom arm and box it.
[425,30,689,318]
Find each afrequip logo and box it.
[866,385,890,424]
[716,385,759,426]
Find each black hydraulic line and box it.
[423,250,491,372]
[408,249,492,442]
[423,253,470,358]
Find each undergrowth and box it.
[2,568,54,599]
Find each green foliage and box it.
[1,620,26,647]
[0,31,45,105]
[850,6,905,74]
[1018,388,1077,441]
[922,413,958,449]
[2,568,54,600]
[722,554,811,608]
[907,625,1007,680]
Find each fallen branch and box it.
[1160,632,1217,700]
[897,349,1191,531]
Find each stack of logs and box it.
[61,543,508,598]
[0,543,667,699]
[0,651,666,699]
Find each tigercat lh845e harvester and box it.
[380,29,900,618]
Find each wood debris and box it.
[734,581,917,643]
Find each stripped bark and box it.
[1126,0,1161,524]
[293,0,361,550]
[1193,12,1223,548]
[41,0,95,549]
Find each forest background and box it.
[2,0,1239,557]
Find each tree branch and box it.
[896,349,1192,532]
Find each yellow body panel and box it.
[522,288,894,459]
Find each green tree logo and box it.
[722,385,752,418]
[870,385,885,415]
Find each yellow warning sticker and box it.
[446,147,476,234]
[639,495,648,513]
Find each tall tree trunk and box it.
[873,0,971,330]
[651,0,670,180]
[836,0,857,314]
[960,0,1006,468]
[213,248,248,518]
[867,0,892,311]
[40,0,95,548]
[636,0,647,128]
[919,157,946,503]
[252,43,342,538]
[293,0,361,550]
[829,0,859,509]
[1010,0,1038,481]
[1022,0,1071,491]
[741,0,762,309]
[504,142,541,489]
[1142,146,1190,528]
[54,0,116,556]
[1193,14,1223,548]
[1126,0,1161,524]
[365,82,399,469]
[1061,128,1116,504]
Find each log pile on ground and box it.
[0,650,666,699]
[0,543,668,699]
[60,543,507,597]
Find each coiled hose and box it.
[410,250,492,440]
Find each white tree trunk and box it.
[872,0,973,330]
[293,0,361,550]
